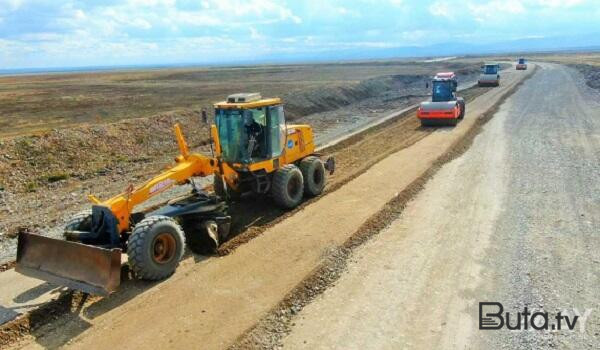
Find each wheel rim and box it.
[288,174,301,198]
[152,233,177,264]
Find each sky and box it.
[0,0,599,69]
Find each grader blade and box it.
[16,232,122,296]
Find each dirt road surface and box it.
[280,63,599,349]
[0,63,528,349]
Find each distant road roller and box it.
[516,58,528,70]
[16,93,334,295]
[478,62,501,86]
[417,72,465,127]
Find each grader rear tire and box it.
[299,156,326,197]
[271,164,304,209]
[128,216,185,280]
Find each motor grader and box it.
[16,93,334,295]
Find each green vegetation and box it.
[25,182,38,192]
[44,172,70,183]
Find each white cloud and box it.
[126,0,176,7]
[429,0,588,22]
[19,32,63,41]
[249,27,263,40]
[130,18,152,30]
[429,1,453,19]
[201,0,301,23]
[468,0,526,22]
[536,0,586,7]
[400,30,428,42]
[72,0,302,35]
[1,0,598,69]
[4,0,24,12]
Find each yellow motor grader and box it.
[16,93,334,295]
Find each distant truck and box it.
[478,63,500,87]
[417,72,465,127]
[516,58,527,70]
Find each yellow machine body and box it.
[212,97,315,191]
[90,95,317,233]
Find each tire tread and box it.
[127,215,185,280]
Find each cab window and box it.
[268,105,286,158]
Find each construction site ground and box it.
[1,61,596,350]
[0,60,521,347]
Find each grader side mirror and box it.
[425,82,429,89]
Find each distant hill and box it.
[267,33,600,63]
[2,33,599,75]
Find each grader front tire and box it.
[127,216,185,280]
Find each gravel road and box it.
[281,63,599,349]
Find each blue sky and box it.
[0,0,599,69]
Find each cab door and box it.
[267,105,286,159]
